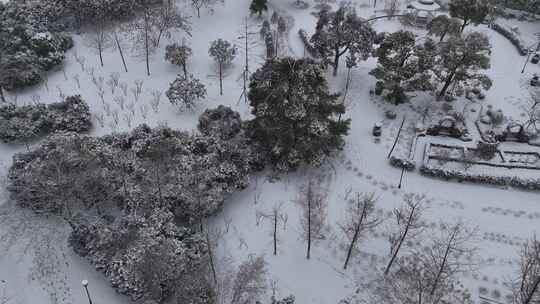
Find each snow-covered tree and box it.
[340,192,382,270]
[191,0,224,18]
[209,39,237,95]
[427,15,462,42]
[229,256,267,304]
[449,0,492,32]
[384,193,427,275]
[152,0,190,47]
[250,0,268,16]
[198,105,242,139]
[433,32,491,98]
[247,57,350,171]
[165,42,193,77]
[370,31,435,104]
[510,235,540,304]
[297,177,328,259]
[166,74,207,110]
[310,5,375,76]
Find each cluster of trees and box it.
[0,1,73,94]
[370,20,491,103]
[8,107,266,303]
[0,95,92,146]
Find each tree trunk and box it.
[197,7,201,18]
[98,43,104,67]
[438,71,455,98]
[114,32,128,72]
[523,276,540,304]
[333,47,340,76]
[307,188,312,260]
[384,206,416,275]
[182,62,188,77]
[343,225,360,269]
[205,229,218,285]
[145,15,150,76]
[460,19,468,33]
[430,230,457,296]
[440,31,446,42]
[219,62,223,95]
[0,85,6,103]
[273,211,278,255]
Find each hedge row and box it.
[389,155,416,171]
[419,164,540,191]
[491,23,528,56]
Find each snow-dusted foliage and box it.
[165,43,193,77]
[198,105,243,140]
[449,0,492,32]
[69,208,213,303]
[433,32,492,98]
[271,295,295,304]
[249,0,268,16]
[166,74,207,110]
[209,38,237,95]
[370,31,436,104]
[310,4,375,76]
[0,95,92,143]
[0,1,73,90]
[8,117,264,303]
[427,15,462,42]
[246,57,350,171]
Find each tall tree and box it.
[165,42,192,77]
[247,57,350,171]
[297,178,328,260]
[427,15,462,42]
[370,31,435,104]
[433,31,491,98]
[191,0,223,18]
[449,0,492,32]
[152,0,190,48]
[340,192,382,270]
[384,193,426,275]
[511,235,540,304]
[310,5,375,76]
[209,39,237,95]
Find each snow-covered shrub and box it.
[389,156,416,171]
[419,164,540,190]
[298,29,319,58]
[0,95,92,143]
[166,75,207,110]
[198,105,243,140]
[69,208,214,303]
[0,1,73,90]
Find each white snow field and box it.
[1,0,539,304]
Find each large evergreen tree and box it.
[427,15,462,42]
[370,31,435,104]
[433,32,492,98]
[247,57,350,171]
[310,5,375,76]
[449,0,492,32]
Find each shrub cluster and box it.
[491,23,528,56]
[0,95,92,143]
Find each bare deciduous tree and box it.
[340,192,382,270]
[384,193,427,275]
[230,255,267,304]
[297,177,328,260]
[511,235,540,304]
[260,202,288,256]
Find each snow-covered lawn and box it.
[1,0,539,304]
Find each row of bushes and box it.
[420,164,540,191]
[0,95,92,143]
[389,155,416,171]
[490,22,528,56]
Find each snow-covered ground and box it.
[1,0,540,303]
